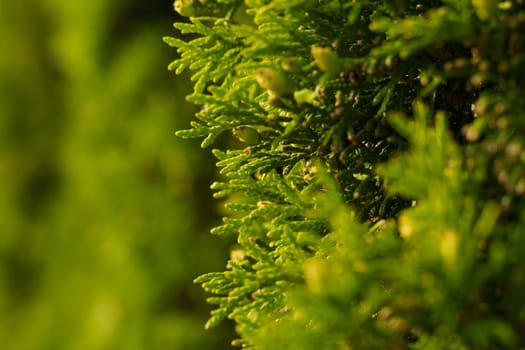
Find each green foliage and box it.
[0,1,234,349]
[167,0,525,348]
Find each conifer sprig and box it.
[167,0,525,348]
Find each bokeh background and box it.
[0,1,234,349]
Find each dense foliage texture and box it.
[166,0,525,348]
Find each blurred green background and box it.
[0,1,234,349]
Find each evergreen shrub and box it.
[165,0,525,348]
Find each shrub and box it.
[166,0,525,348]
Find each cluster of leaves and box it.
[166,0,525,348]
